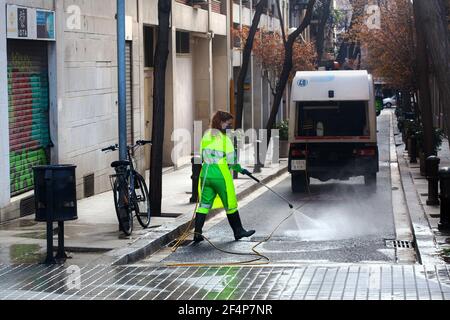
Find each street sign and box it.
[6,5,55,41]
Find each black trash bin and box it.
[33,165,77,264]
[34,165,77,222]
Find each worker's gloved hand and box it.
[241,169,252,176]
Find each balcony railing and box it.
[176,0,227,15]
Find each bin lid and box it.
[439,167,450,177]
[426,155,440,162]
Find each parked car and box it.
[383,96,397,108]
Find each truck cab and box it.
[288,70,379,193]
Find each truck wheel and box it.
[364,173,377,187]
[292,173,310,193]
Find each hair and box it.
[210,111,234,131]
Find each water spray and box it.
[168,160,314,267]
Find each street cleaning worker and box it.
[194,111,256,243]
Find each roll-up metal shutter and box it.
[126,41,133,146]
[7,40,50,196]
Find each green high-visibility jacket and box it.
[198,130,243,211]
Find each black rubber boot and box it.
[193,213,206,243]
[227,211,255,241]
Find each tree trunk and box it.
[415,0,450,148]
[150,0,171,217]
[316,0,332,65]
[413,1,435,157]
[235,0,267,130]
[266,0,316,145]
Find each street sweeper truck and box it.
[288,70,379,193]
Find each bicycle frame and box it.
[102,140,152,234]
[106,141,150,208]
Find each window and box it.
[233,23,241,48]
[297,101,369,137]
[144,25,154,68]
[176,31,190,54]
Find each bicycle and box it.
[101,140,152,236]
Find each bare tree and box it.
[316,0,332,65]
[413,1,435,157]
[266,0,317,144]
[336,0,366,68]
[415,0,450,145]
[235,0,267,130]
[150,0,171,216]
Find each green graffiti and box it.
[10,148,47,195]
[10,52,32,71]
[8,50,50,196]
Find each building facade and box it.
[0,0,301,222]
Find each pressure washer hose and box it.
[167,150,312,268]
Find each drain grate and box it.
[385,239,415,249]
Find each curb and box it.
[389,111,416,264]
[91,164,289,266]
[391,112,443,265]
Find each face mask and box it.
[222,123,233,131]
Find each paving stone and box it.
[0,264,448,300]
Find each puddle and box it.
[14,231,47,240]
[0,219,39,230]
[9,244,45,264]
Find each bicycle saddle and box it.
[111,161,130,168]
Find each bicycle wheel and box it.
[113,178,133,236]
[133,172,151,228]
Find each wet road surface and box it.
[147,110,398,266]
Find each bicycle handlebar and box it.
[101,144,118,152]
[101,141,151,153]
[136,140,152,146]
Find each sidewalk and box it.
[393,113,450,264]
[0,264,449,300]
[0,147,288,266]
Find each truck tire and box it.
[364,173,377,187]
[292,173,310,193]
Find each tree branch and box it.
[288,0,316,45]
[276,0,287,44]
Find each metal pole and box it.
[117,0,127,161]
[208,0,214,117]
[44,169,56,265]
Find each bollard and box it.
[438,167,450,231]
[403,128,408,151]
[426,156,440,206]
[253,140,263,174]
[408,135,417,163]
[190,155,202,204]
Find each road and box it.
[1,110,445,302]
[141,109,403,267]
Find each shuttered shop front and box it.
[7,40,50,196]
